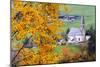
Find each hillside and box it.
[59,4,96,32]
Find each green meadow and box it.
[60,4,96,31]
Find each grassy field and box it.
[59,4,96,32]
[54,44,80,55]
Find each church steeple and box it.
[80,16,85,41]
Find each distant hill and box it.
[59,4,96,32]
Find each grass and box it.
[60,20,80,32]
[54,44,80,55]
[66,44,80,53]
[60,4,96,32]
[67,4,95,30]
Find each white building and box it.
[68,28,85,43]
[67,16,90,43]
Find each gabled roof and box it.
[68,27,83,36]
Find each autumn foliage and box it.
[11,0,65,65]
[12,0,63,44]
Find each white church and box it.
[67,16,90,43]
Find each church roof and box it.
[68,27,83,36]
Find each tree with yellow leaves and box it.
[11,0,68,65]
